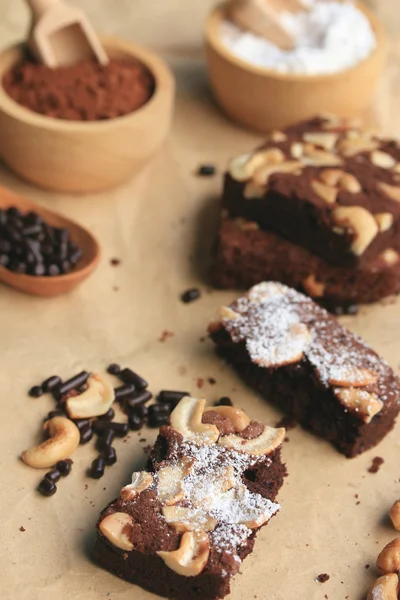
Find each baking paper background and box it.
[2,1,400,599]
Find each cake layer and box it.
[210,217,400,310]
[94,397,286,600]
[223,115,400,268]
[209,283,400,457]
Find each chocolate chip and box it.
[148,404,171,428]
[97,429,115,450]
[42,375,61,393]
[47,410,65,419]
[58,371,89,396]
[103,446,117,466]
[38,478,57,496]
[125,390,152,410]
[128,412,144,431]
[29,385,43,398]
[197,164,216,176]
[157,390,189,408]
[215,397,233,407]
[133,404,148,419]
[110,258,121,266]
[56,459,73,476]
[93,420,128,437]
[97,407,115,421]
[119,368,148,390]
[73,418,91,431]
[114,384,136,402]
[45,469,61,483]
[80,426,93,445]
[181,288,201,304]
[107,363,121,375]
[90,457,105,479]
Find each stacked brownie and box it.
[94,397,286,600]
[209,282,400,458]
[211,115,400,310]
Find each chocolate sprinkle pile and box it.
[0,207,83,277]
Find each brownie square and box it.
[209,282,400,458]
[223,115,400,268]
[94,397,286,600]
[210,216,400,310]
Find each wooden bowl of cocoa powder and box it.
[0,37,175,193]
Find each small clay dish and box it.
[205,1,387,132]
[0,37,175,193]
[0,186,100,296]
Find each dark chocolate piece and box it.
[38,478,57,497]
[119,368,148,390]
[91,457,105,479]
[181,288,201,304]
[56,459,73,476]
[29,385,43,398]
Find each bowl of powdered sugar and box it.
[205,0,387,132]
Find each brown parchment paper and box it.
[2,2,400,600]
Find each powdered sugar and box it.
[220,0,376,75]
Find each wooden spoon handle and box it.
[25,0,61,19]
[229,0,295,50]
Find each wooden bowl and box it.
[205,2,388,132]
[0,186,100,296]
[0,37,175,193]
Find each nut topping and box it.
[378,182,400,202]
[252,322,311,369]
[332,206,378,256]
[157,530,210,577]
[328,367,379,388]
[371,151,397,169]
[228,153,253,182]
[157,458,195,506]
[234,218,260,231]
[204,406,251,432]
[338,137,378,157]
[120,471,153,501]
[367,574,399,600]
[162,506,217,533]
[390,501,400,531]
[66,372,115,419]
[381,249,400,266]
[21,417,80,469]
[339,173,362,193]
[269,130,287,142]
[377,539,400,575]
[218,425,285,456]
[301,147,342,167]
[311,180,338,204]
[302,274,325,298]
[170,397,219,445]
[243,182,265,199]
[375,212,394,232]
[335,388,383,423]
[290,143,303,159]
[99,512,134,551]
[303,132,338,150]
[253,161,301,186]
[319,169,344,187]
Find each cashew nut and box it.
[379,182,400,203]
[333,206,378,256]
[390,501,400,531]
[328,367,379,388]
[157,458,195,506]
[218,425,285,456]
[162,506,217,533]
[377,538,400,575]
[367,573,399,600]
[170,398,219,445]
[66,372,115,419]
[375,213,394,233]
[311,180,338,204]
[21,417,80,469]
[99,512,134,551]
[204,406,250,432]
[335,388,383,424]
[120,472,153,501]
[303,132,339,151]
[157,530,210,577]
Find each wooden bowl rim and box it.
[0,36,175,132]
[206,1,387,82]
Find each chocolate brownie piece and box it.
[94,397,286,600]
[209,283,400,458]
[223,115,400,268]
[210,217,400,309]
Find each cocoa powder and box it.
[3,59,154,121]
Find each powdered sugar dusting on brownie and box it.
[218,282,399,419]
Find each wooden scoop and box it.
[228,0,307,50]
[0,186,100,297]
[25,0,109,68]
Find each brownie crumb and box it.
[196,378,204,389]
[159,330,174,343]
[316,574,330,583]
[284,437,290,442]
[368,457,384,473]
[215,396,233,407]
[275,415,297,430]
[113,286,119,292]
[324,595,328,599]
[365,564,370,569]
[208,377,217,385]
[110,258,121,267]
[19,526,26,532]
[143,444,152,454]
